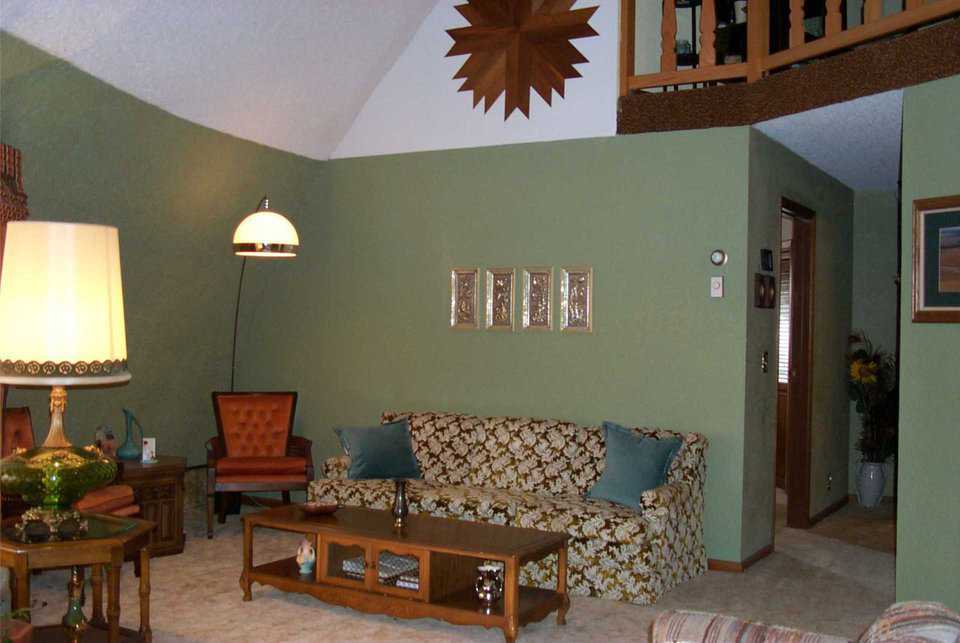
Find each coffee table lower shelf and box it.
[249,557,564,638]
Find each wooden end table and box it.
[241,505,569,642]
[116,456,186,557]
[1,513,155,643]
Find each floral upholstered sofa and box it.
[309,411,708,605]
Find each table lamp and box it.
[0,221,129,523]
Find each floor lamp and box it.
[230,196,299,391]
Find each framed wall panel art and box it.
[912,195,960,322]
[522,267,553,331]
[485,268,515,331]
[560,266,592,333]
[450,267,479,329]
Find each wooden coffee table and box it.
[241,505,570,642]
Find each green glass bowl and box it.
[0,445,117,510]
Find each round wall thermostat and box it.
[710,249,728,266]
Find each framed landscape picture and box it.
[913,195,960,322]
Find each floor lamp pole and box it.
[230,257,247,393]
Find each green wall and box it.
[745,130,854,555]
[897,74,960,611]
[849,190,899,497]
[0,33,324,465]
[239,130,754,562]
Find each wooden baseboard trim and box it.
[810,495,849,525]
[708,543,773,573]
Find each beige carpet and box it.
[22,502,895,642]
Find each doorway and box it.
[775,197,816,530]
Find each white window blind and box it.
[778,241,792,384]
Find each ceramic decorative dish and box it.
[301,502,338,516]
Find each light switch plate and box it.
[710,276,724,298]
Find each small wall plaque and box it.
[522,267,553,331]
[485,268,515,331]
[754,273,776,308]
[450,267,479,329]
[560,266,593,332]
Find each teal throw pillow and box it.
[587,421,682,507]
[334,420,422,480]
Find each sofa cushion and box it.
[309,478,523,526]
[587,422,682,507]
[310,477,401,510]
[515,492,649,546]
[411,484,527,526]
[216,456,306,476]
[381,411,482,485]
[335,421,421,480]
[467,416,605,496]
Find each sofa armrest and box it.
[322,455,350,480]
[639,480,692,532]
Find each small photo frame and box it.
[912,195,960,322]
[560,266,592,333]
[450,267,479,329]
[141,437,157,463]
[485,268,515,331]
[522,267,553,331]
[760,248,774,272]
[754,273,776,308]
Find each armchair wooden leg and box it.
[217,494,227,524]
[281,491,291,505]
[206,493,214,539]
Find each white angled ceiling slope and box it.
[755,89,903,192]
[1,0,438,160]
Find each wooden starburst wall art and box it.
[446,0,598,120]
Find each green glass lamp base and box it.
[0,444,117,510]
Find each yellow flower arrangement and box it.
[849,359,879,384]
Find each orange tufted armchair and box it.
[207,391,313,538]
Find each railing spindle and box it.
[619,0,636,97]
[790,0,806,48]
[825,0,843,36]
[700,0,716,67]
[864,0,883,23]
[661,0,678,72]
[746,0,770,81]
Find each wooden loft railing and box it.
[619,0,960,96]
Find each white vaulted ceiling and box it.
[1,0,438,160]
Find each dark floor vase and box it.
[856,462,886,508]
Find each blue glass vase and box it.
[116,408,144,462]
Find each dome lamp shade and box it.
[232,196,299,258]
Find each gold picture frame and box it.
[485,268,515,331]
[560,266,592,333]
[521,267,553,331]
[912,194,960,323]
[450,267,479,329]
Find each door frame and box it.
[780,197,816,529]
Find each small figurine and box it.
[94,425,117,457]
[296,538,316,575]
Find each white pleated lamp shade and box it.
[0,221,130,386]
